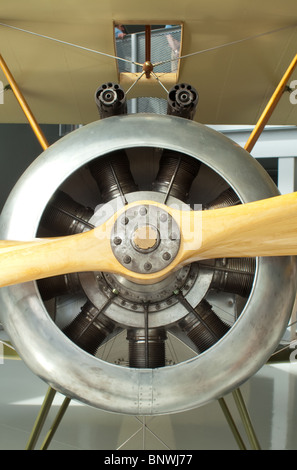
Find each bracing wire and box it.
[0,22,143,67]
[0,22,170,95]
[153,23,297,67]
[2,21,296,71]
[151,71,169,94]
[125,70,146,95]
[1,21,297,97]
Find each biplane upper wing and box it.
[0,0,297,125]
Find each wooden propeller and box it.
[0,192,297,288]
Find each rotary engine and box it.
[0,83,295,415]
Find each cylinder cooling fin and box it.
[0,114,295,415]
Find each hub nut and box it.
[110,204,180,274]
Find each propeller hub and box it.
[132,225,159,251]
[111,203,180,274]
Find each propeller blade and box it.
[0,219,117,288]
[0,193,296,288]
[176,191,297,263]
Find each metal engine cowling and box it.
[0,114,295,415]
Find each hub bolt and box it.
[139,206,147,216]
[144,262,152,271]
[113,236,122,245]
[121,216,129,225]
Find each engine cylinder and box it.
[127,328,167,368]
[204,187,240,210]
[89,150,138,202]
[39,190,93,236]
[179,300,230,353]
[211,258,256,297]
[152,151,200,202]
[63,301,115,356]
[37,273,81,301]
